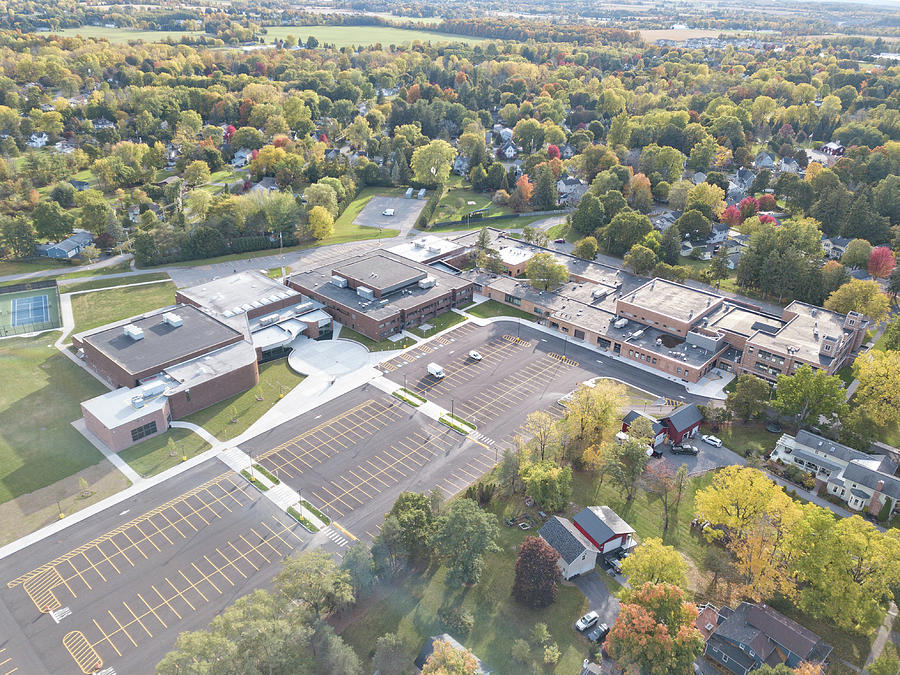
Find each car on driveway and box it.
[701,434,723,447]
[554,238,566,244]
[468,350,483,361]
[586,622,610,643]
[575,610,600,632]
[672,443,699,455]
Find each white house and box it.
[232,148,253,168]
[822,235,851,260]
[771,431,900,517]
[499,141,518,160]
[27,132,48,148]
[538,516,598,580]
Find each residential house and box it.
[452,155,470,177]
[27,132,48,148]
[661,403,703,444]
[771,430,900,516]
[822,141,845,157]
[557,173,588,205]
[822,235,851,260]
[499,141,518,160]
[703,602,832,674]
[414,634,489,673]
[40,103,55,113]
[652,210,681,232]
[777,157,800,174]
[538,516,599,580]
[69,179,90,191]
[54,140,75,154]
[572,506,635,556]
[36,230,94,259]
[622,410,667,447]
[726,181,748,205]
[708,222,730,245]
[692,171,707,185]
[734,167,756,190]
[250,177,278,193]
[560,143,576,159]
[753,152,775,170]
[232,148,253,168]
[92,117,115,130]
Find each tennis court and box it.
[0,281,62,335]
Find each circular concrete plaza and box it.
[287,338,372,377]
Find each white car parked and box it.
[575,611,600,632]
[382,208,395,216]
[468,350,483,361]
[701,434,723,447]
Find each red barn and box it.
[573,506,635,555]
[662,403,703,444]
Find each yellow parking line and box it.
[122,601,152,638]
[107,609,137,647]
[333,523,358,541]
[138,592,166,629]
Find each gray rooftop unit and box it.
[417,276,436,289]
[331,275,348,288]
[357,286,375,300]
[161,312,183,328]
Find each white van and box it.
[427,362,445,379]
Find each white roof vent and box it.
[124,324,144,341]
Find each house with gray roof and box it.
[573,506,635,556]
[538,516,598,580]
[704,602,831,674]
[771,431,900,517]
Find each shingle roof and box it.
[573,506,634,546]
[539,516,597,564]
[623,409,665,435]
[842,461,900,499]
[794,430,883,465]
[664,403,703,432]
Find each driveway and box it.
[650,438,746,476]
[573,570,620,626]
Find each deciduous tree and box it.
[624,243,658,275]
[512,536,562,608]
[519,460,572,512]
[604,209,652,256]
[725,374,770,422]
[431,498,499,586]
[868,246,896,279]
[421,639,478,675]
[525,252,568,290]
[773,364,847,428]
[411,140,456,186]
[620,538,687,587]
[852,350,900,427]
[275,549,354,618]
[825,279,890,324]
[573,236,598,260]
[571,192,605,236]
[388,492,436,561]
[841,238,872,269]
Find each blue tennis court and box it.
[11,294,50,327]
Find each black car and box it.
[586,622,610,643]
[671,443,699,455]
[554,238,566,243]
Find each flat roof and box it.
[178,270,299,317]
[81,386,168,429]
[749,302,853,366]
[332,253,426,293]
[707,304,783,337]
[387,236,463,263]
[618,278,722,323]
[83,304,242,376]
[495,244,534,266]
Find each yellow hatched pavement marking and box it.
[62,631,102,674]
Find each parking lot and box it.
[381,321,702,447]
[0,461,306,674]
[354,195,425,234]
[240,386,499,546]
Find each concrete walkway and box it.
[866,602,898,669]
[72,419,143,484]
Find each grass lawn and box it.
[466,299,539,321]
[407,311,467,338]
[426,214,548,233]
[63,273,170,294]
[432,187,510,223]
[0,336,108,504]
[42,26,206,43]
[118,428,210,478]
[706,422,779,458]
[57,260,133,280]
[835,365,855,386]
[260,25,486,47]
[545,221,576,242]
[340,514,590,674]
[184,360,305,442]
[330,186,404,238]
[0,258,76,277]
[71,282,176,333]
[339,327,416,352]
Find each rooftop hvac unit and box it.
[141,380,167,398]
[259,315,278,327]
[123,324,144,341]
[162,312,183,327]
[414,239,426,248]
[331,275,348,288]
[418,276,436,289]
[357,286,374,300]
[614,317,628,329]
[131,395,145,409]
[427,245,442,253]
[632,329,645,339]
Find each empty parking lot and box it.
[0,461,307,674]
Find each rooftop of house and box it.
[665,403,703,431]
[80,304,243,376]
[574,505,635,545]
[617,278,723,324]
[539,516,598,564]
[177,270,300,318]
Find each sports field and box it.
[0,282,62,337]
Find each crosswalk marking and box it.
[470,432,495,446]
[322,526,348,547]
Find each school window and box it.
[504,294,522,306]
[130,420,158,442]
[677,367,682,374]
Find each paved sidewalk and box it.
[0,253,133,284]
[73,419,143,484]
[866,602,898,668]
